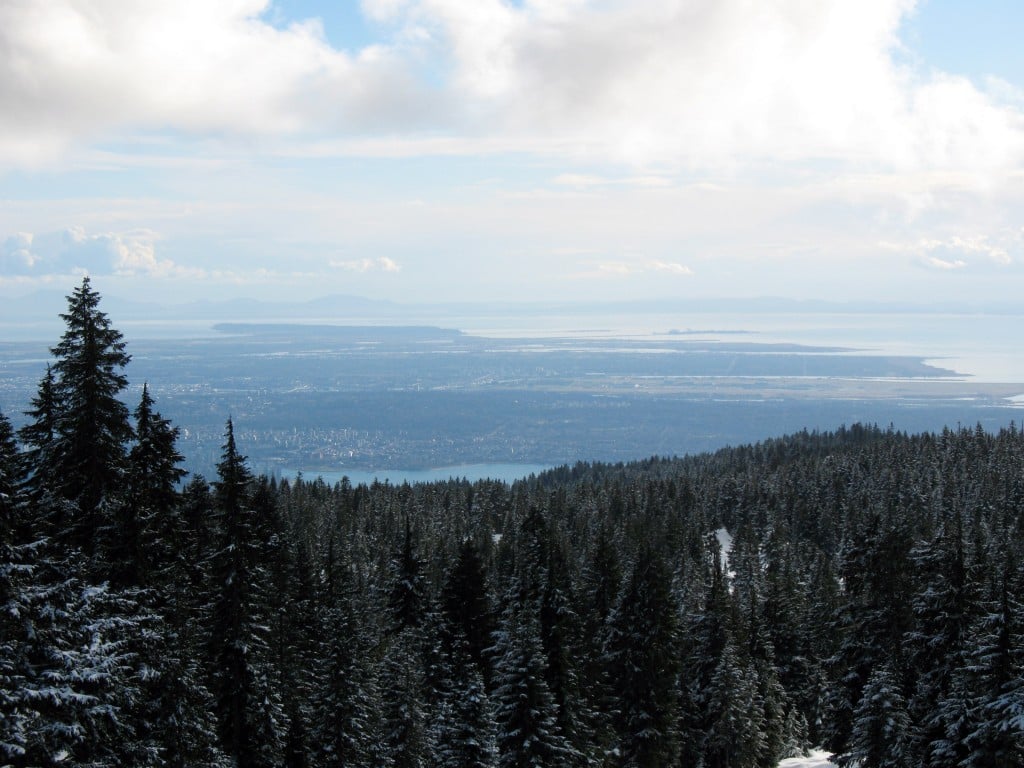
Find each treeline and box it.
[2,278,1023,767]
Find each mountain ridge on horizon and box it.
[3,287,1020,325]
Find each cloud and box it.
[588,257,693,278]
[0,226,190,277]
[1,232,38,270]
[0,0,438,169]
[374,0,1024,172]
[329,256,402,273]
[924,256,967,271]
[552,173,673,189]
[378,256,401,272]
[2,0,1023,177]
[882,233,1019,271]
[651,261,693,276]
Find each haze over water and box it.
[394,309,1024,385]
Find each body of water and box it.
[451,310,1024,383]
[9,305,1018,382]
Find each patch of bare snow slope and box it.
[778,749,838,768]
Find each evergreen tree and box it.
[0,409,20,551]
[441,538,496,687]
[176,475,219,621]
[579,523,622,757]
[389,517,427,634]
[48,276,134,556]
[130,385,186,567]
[836,661,913,768]
[282,702,311,768]
[16,365,58,505]
[702,638,767,768]
[7,327,157,766]
[539,541,590,765]
[491,601,572,768]
[380,627,431,768]
[312,535,382,768]
[906,510,975,767]
[145,471,228,767]
[953,564,1024,768]
[433,635,499,768]
[825,509,914,754]
[208,419,283,767]
[679,533,732,766]
[106,383,187,587]
[0,409,30,764]
[8,567,155,766]
[281,540,318,752]
[604,549,681,767]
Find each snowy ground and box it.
[778,750,838,768]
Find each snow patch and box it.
[715,526,733,567]
[778,749,838,768]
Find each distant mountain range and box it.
[2,289,1019,336]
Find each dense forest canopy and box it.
[1,278,1023,767]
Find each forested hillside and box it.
[2,279,1023,767]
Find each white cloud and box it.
[588,257,693,278]
[374,0,1024,173]
[329,256,402,273]
[1,232,37,271]
[925,256,966,271]
[881,233,1019,271]
[361,0,414,24]
[0,225,191,278]
[378,256,401,272]
[0,0,437,169]
[651,261,694,276]
[2,0,1022,177]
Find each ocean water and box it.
[446,310,1024,384]
[42,305,1015,384]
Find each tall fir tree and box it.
[16,365,58,507]
[0,409,20,558]
[603,548,681,767]
[679,533,733,766]
[0,408,29,764]
[539,541,591,765]
[702,638,768,768]
[380,627,431,768]
[432,634,499,768]
[312,536,382,768]
[906,509,976,768]
[6,284,162,766]
[491,601,572,768]
[952,561,1024,768]
[825,509,914,754]
[105,383,187,588]
[441,538,496,688]
[48,276,133,557]
[208,419,283,768]
[389,517,428,635]
[836,661,913,768]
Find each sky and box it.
[1,0,1023,306]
